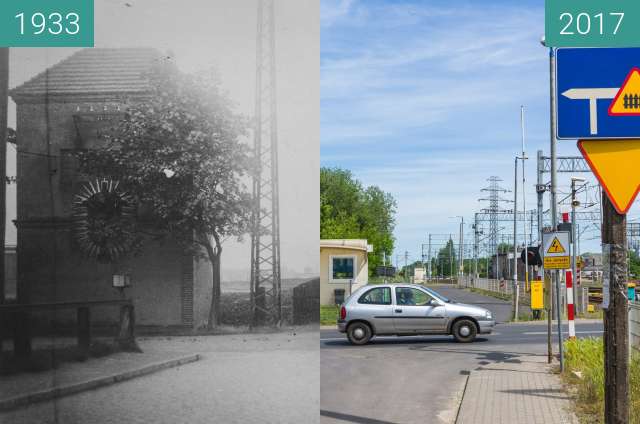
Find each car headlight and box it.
[485,310,493,319]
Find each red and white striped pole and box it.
[562,212,576,339]
[566,268,576,338]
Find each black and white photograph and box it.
[0,1,319,423]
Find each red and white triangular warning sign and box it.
[609,67,640,116]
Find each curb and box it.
[320,325,336,330]
[0,353,201,412]
[454,371,471,424]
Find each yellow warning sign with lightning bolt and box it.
[547,237,566,254]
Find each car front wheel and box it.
[347,322,372,345]
[452,319,477,343]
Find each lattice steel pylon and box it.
[250,0,282,326]
[479,176,513,256]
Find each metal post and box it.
[449,236,453,280]
[404,250,409,283]
[428,234,432,282]
[548,46,564,370]
[571,179,578,321]
[513,156,519,321]
[602,193,629,424]
[474,214,479,280]
[459,218,464,280]
[521,106,528,296]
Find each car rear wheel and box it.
[452,319,477,343]
[347,322,372,345]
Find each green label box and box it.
[0,0,93,47]
[546,0,640,47]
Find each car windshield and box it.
[422,287,450,303]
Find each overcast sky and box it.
[7,0,319,279]
[320,0,621,263]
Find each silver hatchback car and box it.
[337,284,495,345]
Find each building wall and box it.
[320,247,368,305]
[14,96,198,328]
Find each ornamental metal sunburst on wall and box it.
[72,179,139,263]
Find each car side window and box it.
[395,287,432,306]
[358,287,391,305]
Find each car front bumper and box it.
[478,319,496,334]
[337,320,347,333]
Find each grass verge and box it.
[562,337,640,423]
[320,305,339,326]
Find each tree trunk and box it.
[206,235,222,330]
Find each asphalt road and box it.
[320,285,603,424]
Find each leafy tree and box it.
[321,167,396,275]
[432,239,457,277]
[630,250,640,279]
[78,63,253,329]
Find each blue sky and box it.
[320,0,626,264]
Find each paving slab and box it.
[456,355,578,424]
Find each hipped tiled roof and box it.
[10,48,164,100]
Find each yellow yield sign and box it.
[547,237,566,254]
[578,139,640,214]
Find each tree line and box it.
[320,167,396,276]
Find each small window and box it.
[331,256,355,280]
[358,287,391,305]
[395,287,432,306]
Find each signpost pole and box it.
[548,45,564,371]
[602,193,629,424]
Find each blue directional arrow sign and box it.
[556,48,640,139]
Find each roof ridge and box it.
[10,47,163,100]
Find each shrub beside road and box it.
[562,337,640,423]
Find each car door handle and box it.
[395,309,402,313]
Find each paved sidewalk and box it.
[1,330,318,423]
[456,355,578,424]
[0,337,200,408]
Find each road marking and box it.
[522,330,603,335]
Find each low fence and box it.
[457,276,529,304]
[630,302,640,352]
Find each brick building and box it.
[10,48,212,330]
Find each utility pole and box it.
[602,193,629,424]
[473,213,480,280]
[0,48,7,306]
[513,156,519,321]
[521,106,528,295]
[0,48,8,361]
[404,250,409,283]
[250,0,282,326]
[449,236,453,280]
[537,149,552,363]
[459,219,464,280]
[428,234,432,282]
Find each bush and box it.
[563,337,640,423]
